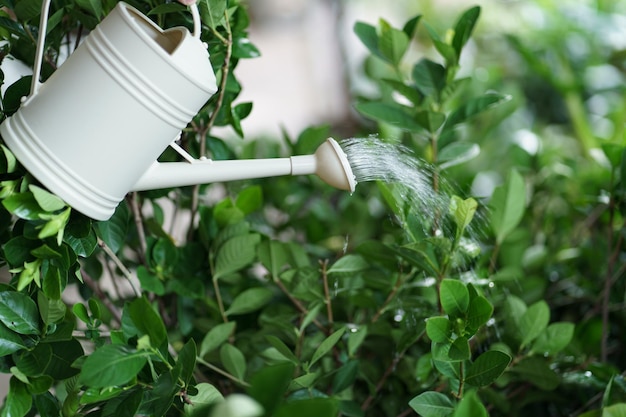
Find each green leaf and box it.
[445,93,511,130]
[328,255,369,275]
[426,316,451,343]
[1,377,32,417]
[248,363,295,417]
[275,398,338,417]
[439,279,469,318]
[136,266,165,296]
[409,391,454,417]
[214,234,261,280]
[353,21,383,60]
[449,196,478,233]
[29,185,66,212]
[510,356,559,390]
[232,37,260,59]
[403,15,422,39]
[235,186,262,215]
[332,360,359,393]
[448,337,470,361]
[354,101,423,132]
[265,336,298,364]
[199,0,227,29]
[127,297,168,349]
[309,327,346,367]
[412,59,446,101]
[96,203,130,253]
[220,344,246,381]
[531,322,575,356]
[519,300,550,348]
[452,6,481,58]
[200,322,236,357]
[490,169,525,244]
[453,390,487,417]
[465,350,511,387]
[0,322,26,356]
[381,79,423,105]
[347,325,368,357]
[415,110,446,133]
[184,383,223,416]
[148,3,186,15]
[466,295,493,335]
[38,292,66,325]
[80,387,125,405]
[439,143,480,170]
[226,287,273,316]
[378,19,410,65]
[78,345,150,388]
[2,192,42,220]
[74,0,103,18]
[0,291,40,335]
[603,404,626,417]
[257,240,291,281]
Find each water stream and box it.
[339,136,452,236]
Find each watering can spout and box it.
[131,138,357,193]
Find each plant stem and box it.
[188,11,233,237]
[361,353,404,411]
[196,357,250,387]
[81,270,122,325]
[129,192,147,261]
[98,238,140,297]
[320,260,334,328]
[372,272,404,323]
[601,178,622,362]
[275,279,325,332]
[212,278,229,323]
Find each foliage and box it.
[0,0,624,417]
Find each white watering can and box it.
[0,0,356,221]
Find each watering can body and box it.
[0,2,217,220]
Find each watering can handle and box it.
[29,0,202,97]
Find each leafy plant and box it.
[0,0,624,416]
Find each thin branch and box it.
[189,11,234,238]
[320,260,334,328]
[81,270,122,325]
[129,192,148,261]
[275,279,325,332]
[372,272,405,324]
[361,353,404,411]
[98,238,140,297]
[196,356,250,387]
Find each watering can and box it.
[0,0,356,221]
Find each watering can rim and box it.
[29,0,215,98]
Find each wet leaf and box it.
[465,350,511,387]
[439,279,469,318]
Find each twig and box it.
[98,238,140,297]
[188,10,234,237]
[275,279,325,332]
[361,353,404,411]
[212,278,229,323]
[81,270,122,325]
[372,272,405,323]
[129,192,148,261]
[320,260,334,328]
[196,357,250,388]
